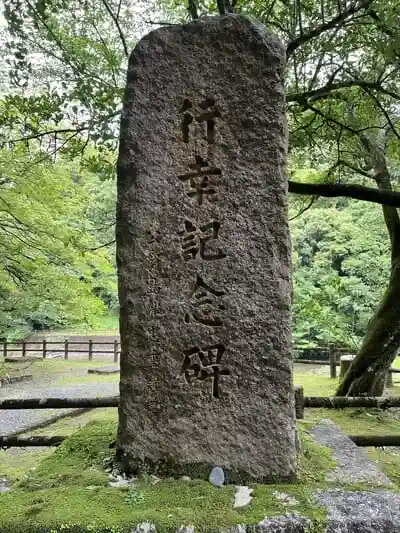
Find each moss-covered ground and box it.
[0,358,399,531]
[0,419,334,533]
[295,359,400,486]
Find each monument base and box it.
[114,449,296,485]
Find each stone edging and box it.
[0,374,33,387]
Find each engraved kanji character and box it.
[184,275,225,327]
[177,155,221,205]
[180,98,193,143]
[180,343,229,398]
[180,97,221,144]
[178,220,226,261]
[195,98,221,144]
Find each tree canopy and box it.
[0,0,399,395]
[0,143,116,339]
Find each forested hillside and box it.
[0,0,399,394]
[0,142,391,349]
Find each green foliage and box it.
[297,425,336,483]
[291,193,390,348]
[0,145,116,339]
[0,0,399,363]
[0,419,333,531]
[124,487,144,506]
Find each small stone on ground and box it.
[0,477,11,493]
[108,470,136,488]
[234,485,253,508]
[209,467,225,487]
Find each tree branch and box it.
[287,80,400,104]
[100,0,129,58]
[363,88,400,142]
[335,158,374,179]
[86,239,116,251]
[144,19,177,26]
[286,0,374,58]
[289,196,316,221]
[8,127,87,144]
[296,101,361,135]
[288,180,400,207]
[358,131,400,249]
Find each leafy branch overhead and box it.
[0,0,400,388]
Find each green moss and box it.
[0,411,117,485]
[0,420,333,532]
[297,422,337,483]
[4,416,394,532]
[294,368,339,396]
[0,448,54,484]
[308,407,400,436]
[55,373,120,387]
[366,448,400,487]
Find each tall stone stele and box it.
[116,14,296,483]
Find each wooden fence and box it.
[2,340,399,380]
[0,341,351,367]
[2,387,400,448]
[294,345,400,380]
[2,339,120,362]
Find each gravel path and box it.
[0,379,119,436]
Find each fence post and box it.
[3,341,7,359]
[329,344,337,379]
[294,385,304,419]
[88,339,93,361]
[113,340,119,363]
[22,341,26,358]
[42,339,47,359]
[64,339,69,360]
[385,371,394,388]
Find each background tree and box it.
[1,0,400,394]
[0,143,115,339]
[291,194,390,352]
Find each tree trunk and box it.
[335,130,400,396]
[336,256,400,396]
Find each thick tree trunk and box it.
[336,257,400,396]
[335,130,400,396]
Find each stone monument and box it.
[116,14,296,482]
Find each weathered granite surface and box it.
[310,419,392,486]
[116,14,295,482]
[316,489,400,533]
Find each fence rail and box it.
[4,434,400,448]
[1,341,348,362]
[2,339,120,362]
[0,436,65,447]
[0,388,399,414]
[0,397,119,409]
[2,340,399,382]
[1,387,400,448]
